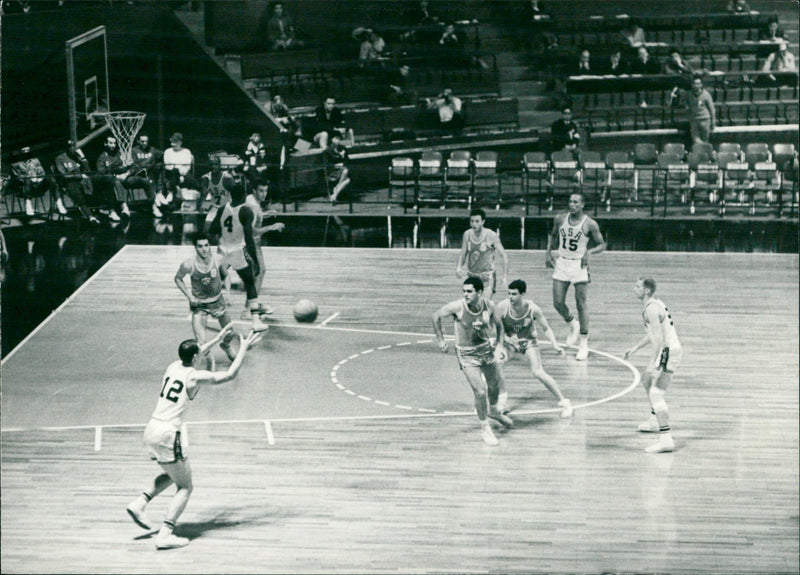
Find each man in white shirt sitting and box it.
[160,132,201,212]
[427,88,464,132]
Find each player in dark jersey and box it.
[432,276,513,446]
[174,233,237,362]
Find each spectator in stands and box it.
[10,148,54,217]
[326,134,351,204]
[202,155,229,210]
[427,88,464,132]
[244,132,266,185]
[352,27,388,67]
[726,0,751,13]
[163,132,201,210]
[438,23,460,48]
[762,39,797,74]
[550,107,580,153]
[95,135,132,220]
[669,75,715,145]
[268,94,300,151]
[267,2,302,50]
[54,140,100,224]
[384,64,418,105]
[664,47,695,76]
[600,47,627,75]
[130,133,164,217]
[568,49,594,76]
[629,46,660,75]
[402,0,443,45]
[620,19,645,49]
[312,97,347,150]
[759,18,786,42]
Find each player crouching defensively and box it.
[496,279,573,418]
[126,326,263,549]
[624,277,682,454]
[432,276,513,446]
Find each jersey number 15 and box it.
[561,236,579,251]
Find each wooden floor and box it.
[1,247,798,574]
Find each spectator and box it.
[163,132,201,200]
[427,88,464,132]
[600,47,627,75]
[664,47,695,76]
[568,49,594,76]
[669,75,715,145]
[352,27,388,67]
[10,148,54,217]
[202,156,229,210]
[762,40,797,73]
[94,135,132,220]
[53,139,100,224]
[629,46,660,75]
[759,18,786,42]
[620,19,645,49]
[438,23,461,48]
[267,2,302,50]
[243,132,265,185]
[312,97,348,150]
[550,107,580,152]
[326,134,351,204]
[384,64,418,105]
[402,0,443,45]
[130,133,164,217]
[267,94,300,155]
[726,0,751,13]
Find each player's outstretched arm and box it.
[196,330,262,386]
[533,304,564,355]
[623,334,651,359]
[198,324,235,357]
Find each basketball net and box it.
[100,111,146,166]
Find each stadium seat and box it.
[579,151,606,206]
[472,151,501,209]
[772,143,797,169]
[662,143,686,160]
[717,142,742,160]
[388,157,416,208]
[688,150,722,210]
[634,142,659,198]
[523,152,551,213]
[658,154,693,212]
[551,150,581,210]
[605,151,636,211]
[445,151,473,207]
[744,143,771,170]
[720,153,752,214]
[416,151,445,210]
[751,161,779,214]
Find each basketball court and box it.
[1,247,797,573]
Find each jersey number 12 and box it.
[160,377,184,403]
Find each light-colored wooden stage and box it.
[1,247,798,574]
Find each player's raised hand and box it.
[244,329,264,349]
[623,347,635,360]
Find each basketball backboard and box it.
[66,26,110,147]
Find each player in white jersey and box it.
[432,276,512,446]
[126,326,262,549]
[496,279,573,418]
[456,208,508,299]
[246,182,285,294]
[545,192,605,361]
[624,276,682,454]
[208,184,270,332]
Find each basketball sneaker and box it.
[126,500,151,530]
[565,319,580,347]
[56,197,68,215]
[638,415,659,433]
[220,340,237,362]
[489,406,514,428]
[645,434,675,454]
[252,315,270,332]
[481,424,499,446]
[576,336,589,361]
[558,398,574,418]
[152,202,163,218]
[155,533,189,550]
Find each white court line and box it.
[2,245,130,365]
[264,421,275,445]
[94,427,102,452]
[319,312,340,327]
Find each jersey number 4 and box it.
[160,377,184,403]
[561,236,579,251]
[223,215,234,233]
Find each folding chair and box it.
[634,142,659,202]
[659,154,693,213]
[720,154,752,214]
[605,151,636,211]
[416,151,445,209]
[744,142,771,171]
[550,150,581,210]
[523,152,551,214]
[445,151,473,207]
[688,150,721,212]
[472,151,501,209]
[662,142,686,160]
[388,157,416,210]
[751,161,779,214]
[579,151,606,209]
[717,142,742,160]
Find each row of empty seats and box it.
[387,143,799,217]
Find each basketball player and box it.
[432,276,513,446]
[245,182,285,293]
[126,326,262,549]
[545,192,605,361]
[624,276,681,454]
[174,232,237,361]
[456,208,508,299]
[207,184,270,331]
[496,279,573,418]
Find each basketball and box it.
[293,299,318,323]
